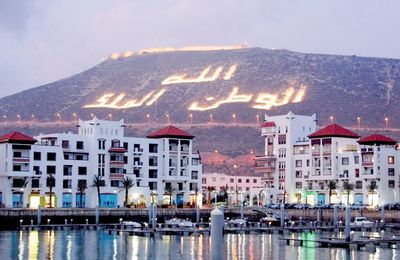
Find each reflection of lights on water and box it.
[18,230,25,259]
[28,230,39,260]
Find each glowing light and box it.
[84,89,165,109]
[161,64,236,85]
[189,87,252,111]
[109,44,247,59]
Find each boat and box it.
[227,218,247,226]
[165,218,194,228]
[121,221,142,228]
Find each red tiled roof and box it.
[0,131,37,144]
[358,134,397,145]
[147,125,194,139]
[308,124,359,139]
[260,121,276,127]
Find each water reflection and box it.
[0,230,398,259]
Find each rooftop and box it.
[358,134,397,145]
[147,125,194,139]
[308,124,359,139]
[0,131,37,144]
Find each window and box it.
[47,166,56,174]
[246,187,250,191]
[191,171,198,180]
[149,144,158,153]
[278,135,286,145]
[33,166,41,175]
[267,136,273,145]
[238,179,242,183]
[295,171,302,178]
[389,180,395,188]
[123,142,128,149]
[189,183,197,191]
[98,140,105,150]
[355,169,360,178]
[77,179,87,188]
[355,181,362,189]
[306,160,310,167]
[149,156,158,167]
[389,168,395,176]
[76,141,84,150]
[279,149,286,158]
[13,165,22,171]
[47,153,56,161]
[63,165,72,176]
[33,152,41,161]
[295,160,302,167]
[111,140,120,148]
[46,178,56,187]
[63,179,72,189]
[178,183,183,191]
[31,179,40,188]
[253,179,257,183]
[342,157,349,165]
[246,179,250,183]
[111,180,120,187]
[149,182,157,190]
[388,156,395,164]
[354,156,359,164]
[308,182,313,190]
[149,169,158,178]
[230,178,234,183]
[62,140,69,149]
[295,182,302,189]
[78,167,87,175]
[202,178,206,184]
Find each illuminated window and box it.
[388,156,395,164]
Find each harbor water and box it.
[0,230,398,259]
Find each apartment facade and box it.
[201,172,264,206]
[255,112,400,206]
[0,118,202,208]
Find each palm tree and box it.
[367,182,378,206]
[46,174,56,208]
[92,175,104,207]
[76,181,87,208]
[121,177,135,207]
[342,182,354,205]
[164,185,176,206]
[327,181,337,204]
[206,186,215,206]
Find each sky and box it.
[1,0,400,98]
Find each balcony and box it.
[13,156,30,163]
[109,173,124,179]
[110,160,125,167]
[133,161,143,167]
[133,148,143,154]
[362,161,373,167]
[108,147,127,153]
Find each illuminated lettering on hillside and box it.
[189,85,307,111]
[109,44,247,59]
[83,89,166,109]
[161,65,237,85]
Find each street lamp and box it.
[357,117,361,129]
[146,114,150,124]
[385,117,389,129]
[189,114,193,124]
[209,114,213,124]
[166,114,170,124]
[108,113,112,120]
[329,115,334,124]
[232,113,236,124]
[256,114,260,125]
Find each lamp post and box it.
[256,114,260,125]
[209,114,213,124]
[329,115,334,124]
[385,117,389,129]
[357,117,361,130]
[189,114,193,124]
[146,114,150,124]
[232,113,236,124]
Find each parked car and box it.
[353,217,374,227]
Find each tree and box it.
[342,182,354,205]
[327,181,337,204]
[46,174,56,208]
[219,185,228,203]
[76,181,87,208]
[367,182,378,206]
[122,177,135,207]
[164,185,176,206]
[206,186,215,206]
[92,175,104,207]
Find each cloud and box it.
[0,0,400,98]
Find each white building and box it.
[201,172,263,206]
[0,118,202,208]
[255,112,400,206]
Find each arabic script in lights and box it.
[188,85,306,111]
[161,64,237,85]
[109,44,247,60]
[83,89,166,109]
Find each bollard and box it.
[345,206,351,242]
[380,206,385,226]
[65,219,67,225]
[95,206,100,225]
[152,205,157,229]
[333,206,338,227]
[280,204,285,228]
[148,205,153,228]
[210,208,224,260]
[240,202,244,220]
[37,205,42,226]
[86,219,89,225]
[196,206,200,226]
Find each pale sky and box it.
[1,0,400,98]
